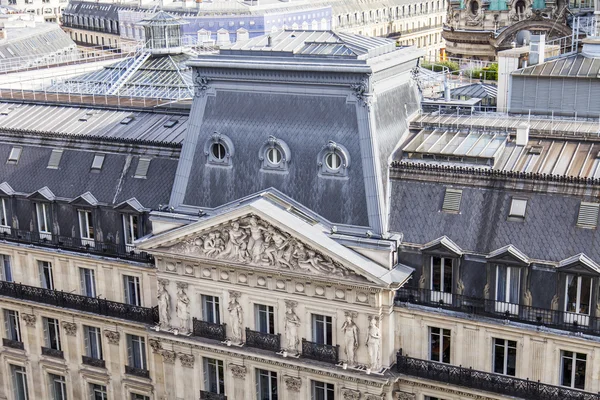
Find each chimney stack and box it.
[516,123,530,146]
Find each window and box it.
[39,261,54,290]
[43,317,61,351]
[89,384,107,400]
[83,326,103,360]
[4,309,21,342]
[78,210,94,246]
[203,357,225,394]
[134,157,151,179]
[255,304,275,334]
[430,256,452,303]
[318,141,350,177]
[202,295,220,324]
[259,136,291,172]
[0,198,10,233]
[91,154,105,171]
[312,314,332,345]
[0,254,12,282]
[212,143,226,160]
[256,369,278,400]
[35,203,51,240]
[7,147,22,164]
[80,268,96,297]
[577,202,599,228]
[442,188,462,213]
[47,149,63,169]
[49,374,67,400]
[126,334,147,370]
[509,198,527,219]
[561,351,586,389]
[130,395,149,400]
[205,134,234,166]
[123,276,141,306]
[11,365,29,400]
[493,338,517,376]
[565,274,592,325]
[311,380,334,400]
[494,265,520,315]
[429,327,451,363]
[267,148,281,165]
[123,214,139,251]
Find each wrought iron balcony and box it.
[0,228,153,263]
[192,318,227,341]
[125,365,150,379]
[396,351,600,400]
[0,280,159,325]
[200,391,227,400]
[42,346,64,359]
[82,355,106,369]
[245,328,280,352]
[301,339,339,364]
[396,287,600,337]
[2,338,24,350]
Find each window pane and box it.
[496,266,507,302]
[566,275,578,312]
[443,258,452,293]
[430,327,440,362]
[431,257,441,291]
[579,276,591,314]
[493,339,505,374]
[574,354,587,390]
[561,351,573,387]
[508,267,520,303]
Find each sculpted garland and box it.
[163,214,362,280]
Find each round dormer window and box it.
[211,142,227,160]
[267,147,283,166]
[204,132,234,167]
[325,152,342,171]
[258,136,291,172]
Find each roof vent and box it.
[7,147,22,164]
[577,202,599,228]
[47,149,64,169]
[91,154,105,171]
[442,188,462,213]
[516,123,529,146]
[163,119,178,128]
[134,157,151,179]
[528,146,542,155]
[121,116,134,125]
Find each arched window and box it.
[204,132,234,166]
[259,136,291,172]
[317,141,350,178]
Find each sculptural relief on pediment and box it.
[157,214,367,282]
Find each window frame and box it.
[11,364,29,400]
[564,274,592,315]
[204,133,234,167]
[429,326,451,364]
[202,295,221,324]
[560,350,587,390]
[4,309,21,342]
[258,136,291,172]
[255,304,275,334]
[317,141,350,178]
[43,317,62,351]
[83,325,103,360]
[39,261,54,290]
[311,380,334,400]
[312,314,333,345]
[79,268,97,297]
[492,338,517,376]
[203,357,225,394]
[0,254,13,282]
[48,373,67,400]
[126,334,147,370]
[35,202,51,236]
[0,198,10,230]
[122,213,140,250]
[495,265,521,304]
[123,275,142,306]
[89,383,107,400]
[255,369,278,400]
[78,209,95,245]
[508,197,528,220]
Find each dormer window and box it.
[0,198,10,234]
[486,245,530,316]
[565,274,591,325]
[431,256,453,304]
[35,202,51,240]
[204,133,234,167]
[259,136,291,172]
[78,209,95,247]
[420,236,463,305]
[317,141,350,178]
[495,265,520,314]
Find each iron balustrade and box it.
[42,346,64,359]
[192,318,227,341]
[0,280,159,325]
[301,339,339,364]
[245,328,281,352]
[396,287,600,337]
[2,338,24,350]
[82,355,106,369]
[396,351,600,400]
[0,228,153,263]
[125,365,150,379]
[200,391,227,400]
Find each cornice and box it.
[396,378,501,400]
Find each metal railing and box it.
[200,391,227,400]
[396,351,600,400]
[301,339,339,364]
[192,318,227,342]
[42,346,64,359]
[0,229,154,263]
[396,287,600,336]
[2,338,24,350]
[0,280,159,325]
[125,365,150,379]
[245,328,280,352]
[82,355,106,368]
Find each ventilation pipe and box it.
[516,123,530,146]
[267,35,272,47]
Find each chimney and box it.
[529,34,545,66]
[267,35,272,47]
[516,123,529,146]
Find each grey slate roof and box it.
[511,54,600,78]
[451,82,498,99]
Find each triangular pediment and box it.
[0,182,14,196]
[487,245,529,266]
[421,236,463,257]
[114,198,145,213]
[27,186,55,201]
[70,192,98,207]
[558,253,600,275]
[138,198,412,286]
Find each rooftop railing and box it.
[0,228,154,263]
[396,287,600,337]
[0,280,159,325]
[396,351,600,400]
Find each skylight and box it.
[163,119,178,128]
[442,188,462,213]
[509,198,527,218]
[91,154,105,171]
[121,116,134,125]
[7,147,22,164]
[47,149,64,169]
[134,157,151,179]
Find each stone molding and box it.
[149,338,162,353]
[104,330,120,345]
[229,364,247,379]
[283,376,302,392]
[398,379,500,399]
[394,392,416,400]
[161,350,177,364]
[341,388,361,400]
[61,321,77,336]
[178,353,195,368]
[21,313,36,327]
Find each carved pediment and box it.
[155,213,368,282]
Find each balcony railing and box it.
[200,391,227,400]
[42,346,64,359]
[301,339,339,364]
[192,318,227,341]
[0,228,153,263]
[396,287,600,337]
[2,338,24,350]
[125,365,150,379]
[245,328,280,352]
[82,355,106,368]
[396,351,600,400]
[0,280,159,325]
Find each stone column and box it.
[283,376,302,400]
[229,364,248,400]
[178,353,195,399]
[61,322,83,400]
[148,338,170,399]
[104,330,124,399]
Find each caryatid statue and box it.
[176,282,190,334]
[366,316,381,371]
[157,279,171,330]
[228,291,244,345]
[341,311,359,367]
[284,300,301,354]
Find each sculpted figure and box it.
[157,279,171,329]
[284,300,301,353]
[366,317,381,371]
[228,292,244,344]
[218,222,247,260]
[176,284,190,334]
[341,313,359,367]
[242,217,266,254]
[204,233,218,256]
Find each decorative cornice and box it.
[341,388,361,400]
[229,364,247,379]
[161,350,177,364]
[149,338,162,353]
[397,379,499,399]
[21,314,36,327]
[104,330,120,345]
[61,321,77,336]
[178,353,195,368]
[283,375,302,392]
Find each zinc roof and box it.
[512,54,600,78]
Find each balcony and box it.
[0,280,159,325]
[125,365,150,379]
[245,328,280,352]
[42,346,64,359]
[396,351,600,400]
[2,338,24,350]
[200,391,227,400]
[396,287,600,337]
[0,228,153,263]
[192,318,227,341]
[301,339,339,364]
[82,355,106,369]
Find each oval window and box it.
[326,152,342,170]
[267,147,282,165]
[211,142,226,160]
